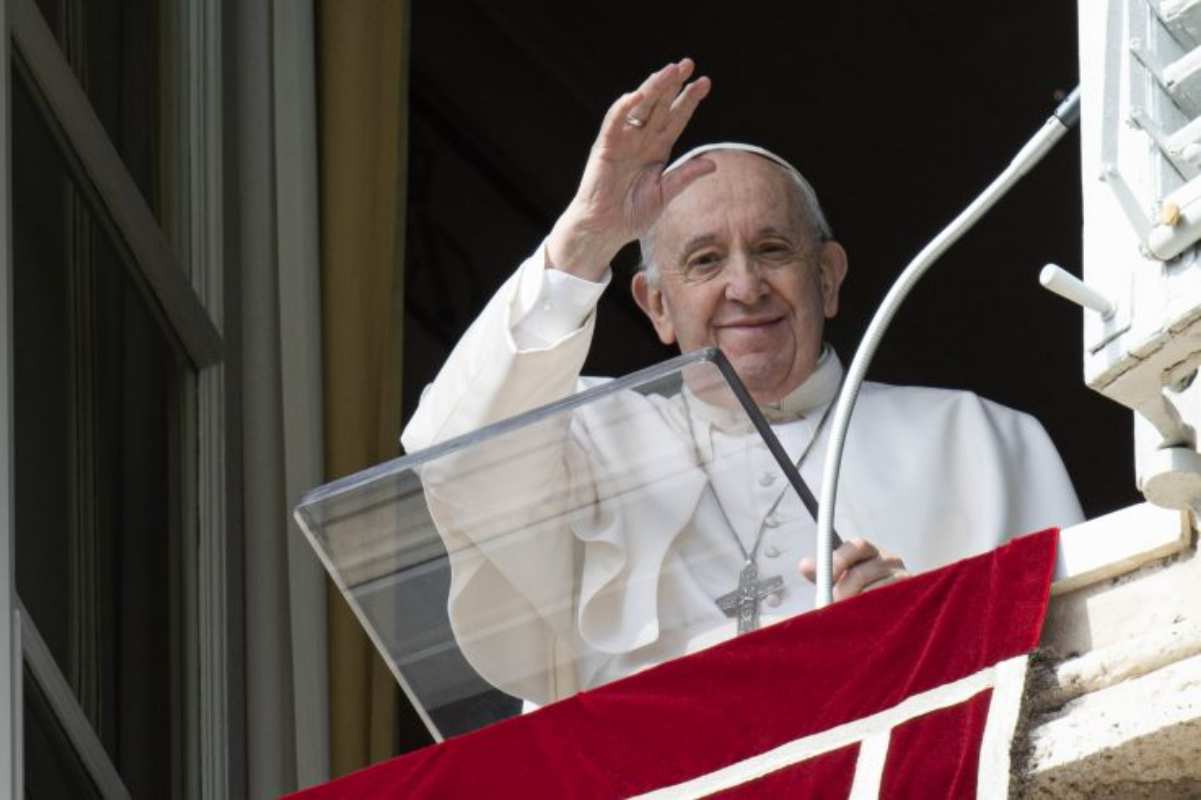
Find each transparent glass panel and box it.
[12,71,181,797]
[296,350,820,739]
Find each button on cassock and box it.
[757,472,776,488]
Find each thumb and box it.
[798,557,816,583]
[660,156,716,206]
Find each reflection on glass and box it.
[12,72,180,798]
[296,350,817,740]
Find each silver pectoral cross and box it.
[716,561,785,634]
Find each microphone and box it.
[812,88,1082,608]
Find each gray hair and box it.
[638,144,833,283]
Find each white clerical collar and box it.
[683,345,843,429]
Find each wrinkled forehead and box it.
[655,150,805,243]
[688,148,798,194]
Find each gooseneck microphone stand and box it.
[813,88,1082,608]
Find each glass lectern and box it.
[294,349,821,741]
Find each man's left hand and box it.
[798,538,909,602]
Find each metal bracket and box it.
[1131,38,1178,94]
[1103,2,1158,244]
[1100,162,1156,242]
[1129,106,1201,179]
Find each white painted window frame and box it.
[0,0,238,796]
[0,0,17,792]
[171,1,236,796]
[271,2,331,788]
[20,600,132,799]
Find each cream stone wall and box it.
[1019,506,1201,797]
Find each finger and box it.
[799,539,882,582]
[595,90,653,151]
[619,66,669,129]
[660,156,716,205]
[643,59,695,131]
[861,566,911,594]
[597,61,674,133]
[831,538,879,583]
[834,557,907,601]
[628,60,691,129]
[658,76,711,142]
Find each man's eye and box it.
[758,242,792,257]
[686,253,722,273]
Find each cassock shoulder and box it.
[858,381,1059,447]
[852,380,1084,533]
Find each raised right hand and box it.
[546,59,713,281]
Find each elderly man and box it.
[402,60,1083,706]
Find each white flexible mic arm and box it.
[813,88,1081,608]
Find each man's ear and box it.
[631,271,677,345]
[818,240,849,319]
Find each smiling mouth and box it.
[717,316,784,331]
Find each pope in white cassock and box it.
[401,59,1084,707]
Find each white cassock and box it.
[402,244,1085,708]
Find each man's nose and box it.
[723,252,768,304]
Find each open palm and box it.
[548,59,713,279]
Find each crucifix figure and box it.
[716,561,784,634]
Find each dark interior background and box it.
[403,0,1141,519]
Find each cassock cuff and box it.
[510,241,611,351]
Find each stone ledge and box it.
[1033,619,1201,712]
[1022,653,1201,798]
[1043,522,1199,657]
[1051,504,1189,596]
[1021,507,1201,797]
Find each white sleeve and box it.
[402,241,613,706]
[511,243,611,351]
[402,240,610,452]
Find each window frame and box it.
[0,0,237,795]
